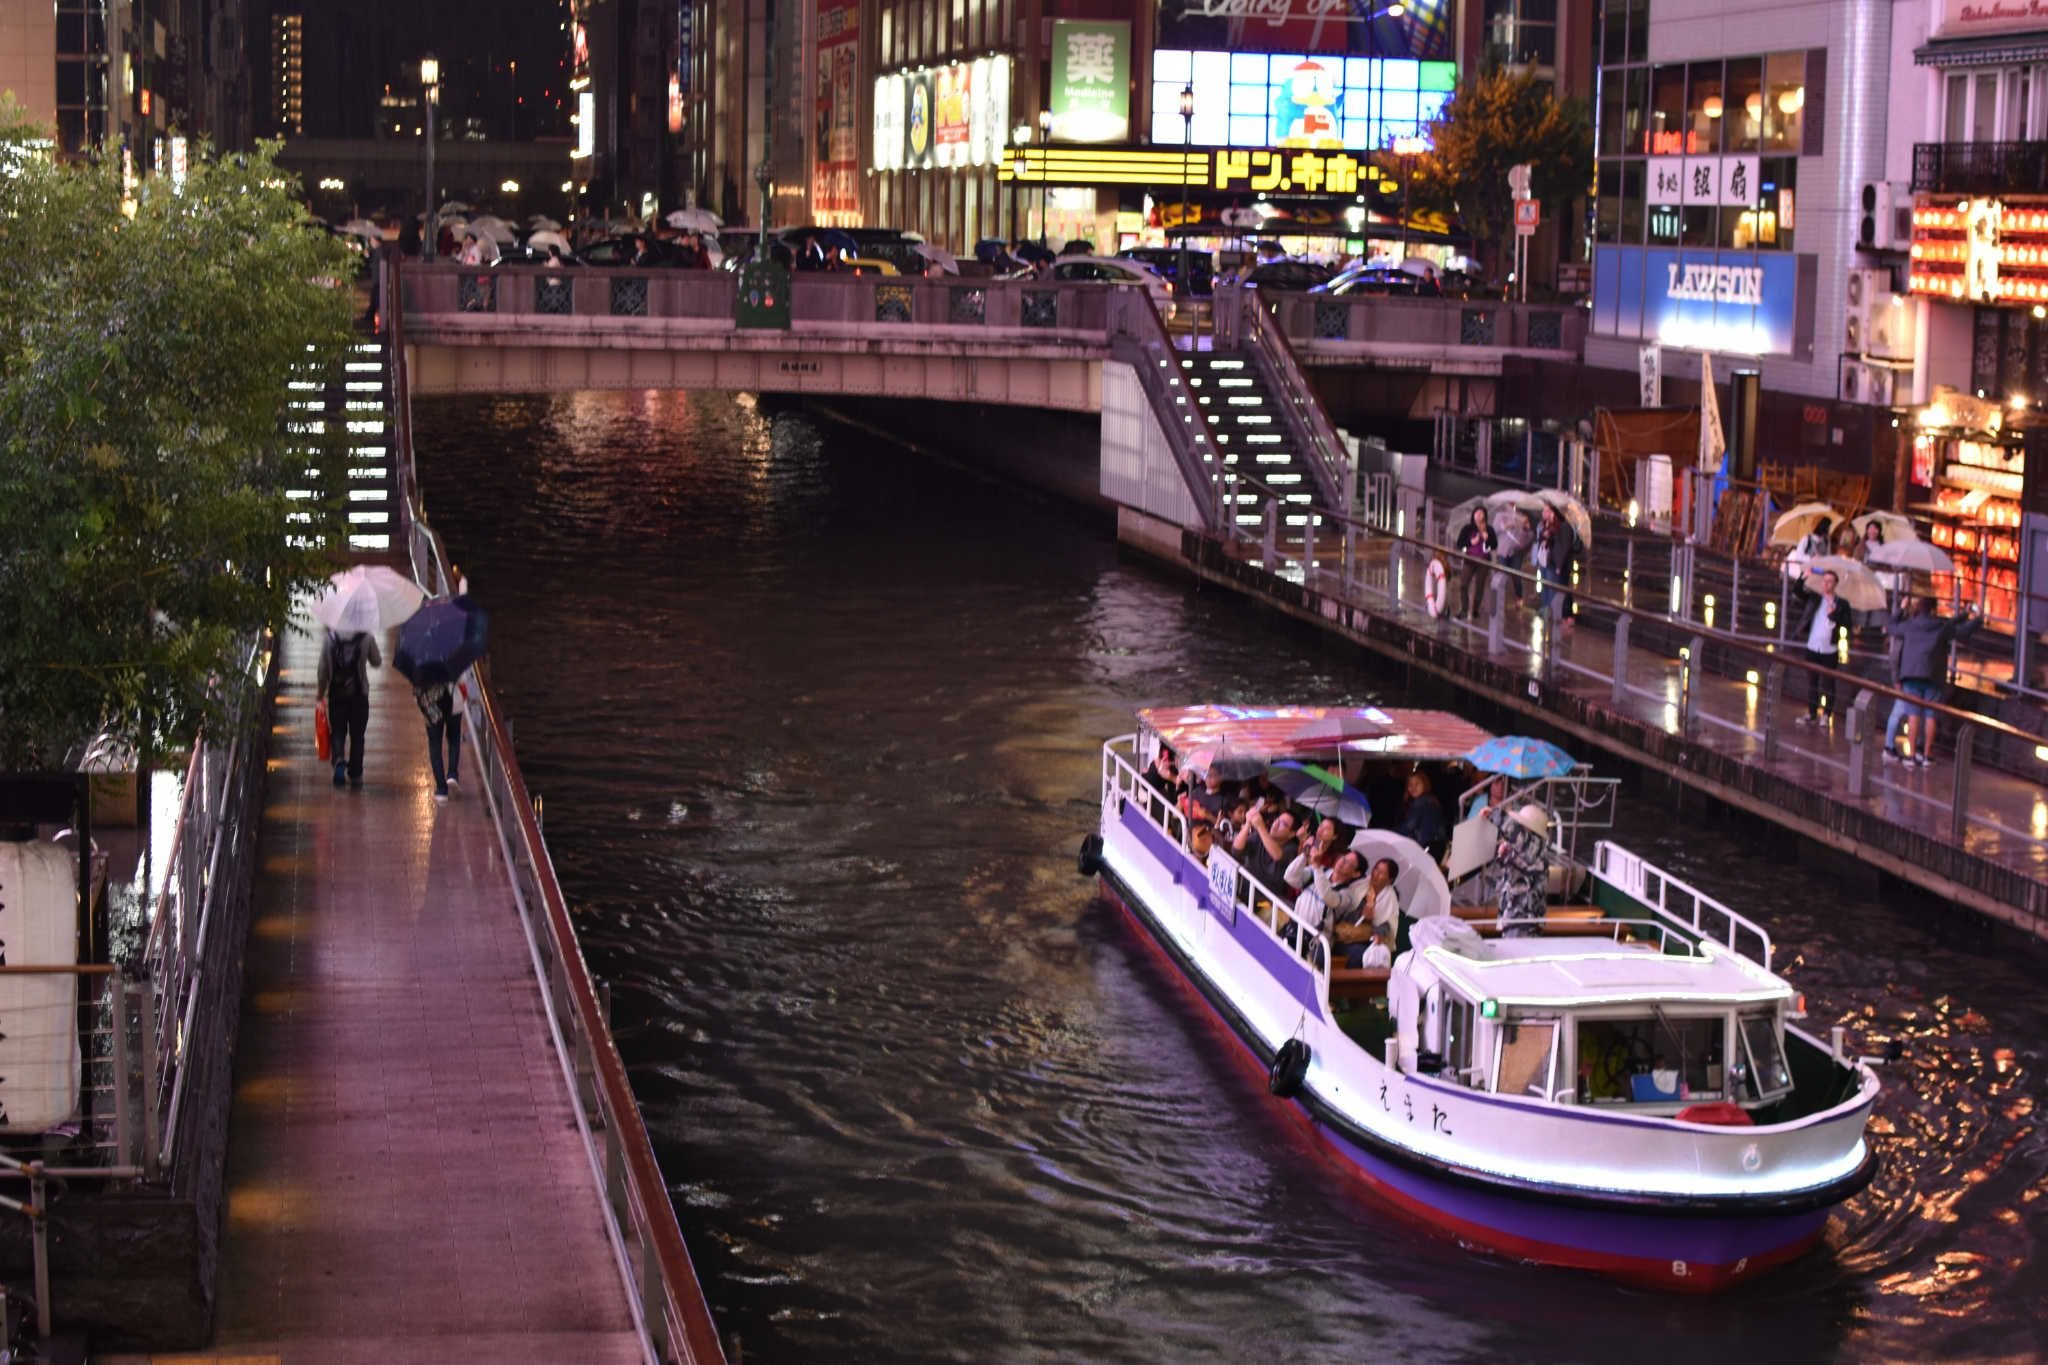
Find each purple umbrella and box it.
[393,597,489,687]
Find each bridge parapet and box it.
[1223,286,1589,372]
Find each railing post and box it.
[1611,614,1631,704]
[1762,662,1784,761]
[30,1167,51,1339]
[1731,555,1741,635]
[138,977,161,1178]
[1487,575,1505,654]
[1679,634,1705,734]
[110,974,132,1173]
[1951,721,1975,843]
[1847,688,1874,798]
[1624,534,1635,607]
[1261,499,1277,571]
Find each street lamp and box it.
[420,55,439,260]
[1011,122,1031,243]
[755,158,772,252]
[1363,4,1403,260]
[1178,83,1195,305]
[1037,108,1052,243]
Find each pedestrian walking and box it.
[1883,596,1981,766]
[316,626,383,788]
[413,679,464,801]
[1792,570,1851,725]
[1453,506,1499,620]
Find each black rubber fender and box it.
[1269,1038,1311,1098]
[1077,833,1104,877]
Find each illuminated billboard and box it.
[872,56,1012,171]
[1151,49,1454,151]
[1050,20,1131,143]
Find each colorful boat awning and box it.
[1137,704,1495,763]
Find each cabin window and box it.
[1443,998,1477,1081]
[1737,1013,1793,1101]
[1495,1020,1558,1098]
[1574,1015,1726,1103]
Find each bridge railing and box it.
[385,257,728,1365]
[1104,288,1230,531]
[1257,288,1588,357]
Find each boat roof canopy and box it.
[1137,704,1496,764]
[1423,939,1793,1011]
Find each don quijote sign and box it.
[1936,0,2048,39]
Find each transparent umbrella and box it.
[309,566,425,637]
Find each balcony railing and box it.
[1912,140,2048,196]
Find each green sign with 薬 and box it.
[1049,20,1130,144]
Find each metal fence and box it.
[387,257,726,1365]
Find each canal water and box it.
[415,391,2046,1364]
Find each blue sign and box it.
[1593,245,1802,357]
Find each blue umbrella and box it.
[1463,736,1576,779]
[394,596,489,688]
[1268,760,1372,828]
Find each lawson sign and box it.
[1592,246,1804,357]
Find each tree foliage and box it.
[1409,69,1593,279]
[0,99,357,769]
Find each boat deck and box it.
[166,614,645,1363]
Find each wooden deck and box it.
[164,615,645,1364]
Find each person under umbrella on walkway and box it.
[394,591,490,802]
[1533,502,1578,635]
[412,678,463,801]
[1453,505,1499,620]
[316,623,383,789]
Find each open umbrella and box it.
[1463,736,1577,779]
[527,214,563,231]
[338,218,384,241]
[437,200,475,216]
[1268,761,1372,828]
[1180,739,1266,782]
[1851,510,1917,544]
[1013,240,1057,266]
[1867,538,1957,576]
[1536,488,1593,548]
[1804,555,1887,612]
[466,214,518,246]
[914,242,960,274]
[665,207,723,233]
[1485,488,1546,514]
[1285,713,1390,753]
[393,597,490,687]
[309,566,425,637]
[1770,501,1842,546]
[527,229,572,255]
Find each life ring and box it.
[1077,833,1104,877]
[1268,1038,1311,1097]
[1423,556,1449,618]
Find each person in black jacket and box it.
[1453,506,1499,619]
[1793,570,1852,725]
[1533,503,1579,634]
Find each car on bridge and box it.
[1235,258,1336,292]
[1118,246,1214,298]
[1048,256,1177,318]
[1311,264,1443,298]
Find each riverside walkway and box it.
[190,612,643,1363]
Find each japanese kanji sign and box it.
[1212,146,1361,194]
[1049,20,1130,143]
[1648,155,1764,208]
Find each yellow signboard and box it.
[1211,147,1365,195]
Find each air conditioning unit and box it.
[1866,290,1916,362]
[1844,267,1889,354]
[1839,355,1908,407]
[1860,182,1908,250]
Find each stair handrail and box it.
[1105,288,1230,531]
[1227,285,1350,514]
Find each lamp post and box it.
[1011,122,1031,244]
[1178,83,1195,304]
[1364,4,1402,261]
[755,158,772,252]
[1037,107,1052,244]
[420,55,439,260]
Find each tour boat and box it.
[1081,704,1880,1292]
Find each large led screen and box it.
[1151,49,1454,151]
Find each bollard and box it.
[1487,575,1505,655]
[1951,722,1975,844]
[1762,662,1784,761]
[1846,688,1874,798]
[1611,614,1631,704]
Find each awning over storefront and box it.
[1914,31,2048,66]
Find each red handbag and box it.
[314,698,332,762]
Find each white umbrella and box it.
[1867,538,1956,576]
[437,200,474,216]
[1804,555,1887,612]
[466,214,518,246]
[1851,510,1917,543]
[1770,501,1843,546]
[309,566,426,637]
[664,207,722,232]
[527,229,571,255]
[914,242,960,274]
[527,214,563,231]
[338,218,383,240]
[1535,488,1593,548]
[1485,488,1546,513]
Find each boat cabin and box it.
[1389,922,1799,1115]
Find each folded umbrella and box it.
[1268,760,1372,828]
[309,565,425,637]
[1463,736,1576,779]
[393,597,489,687]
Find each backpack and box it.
[329,633,364,699]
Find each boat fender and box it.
[1674,1102,1754,1127]
[1268,1038,1311,1098]
[1422,556,1448,618]
[1077,833,1104,877]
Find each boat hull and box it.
[1097,869,1844,1292]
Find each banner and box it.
[1050,20,1131,143]
[1639,344,1662,408]
[811,0,860,220]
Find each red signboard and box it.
[811,0,860,222]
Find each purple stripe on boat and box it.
[1120,802,1324,1021]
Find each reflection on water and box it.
[415,392,2048,1364]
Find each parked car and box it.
[843,228,927,274]
[1312,264,1442,298]
[841,256,900,276]
[1119,246,1214,298]
[1048,256,1177,317]
[1237,258,1336,291]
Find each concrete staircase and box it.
[1180,350,1318,535]
[287,334,394,556]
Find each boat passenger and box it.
[1462,774,1509,823]
[1330,853,1393,967]
[1285,818,1346,892]
[1183,768,1231,823]
[1234,805,1299,895]
[1395,772,1447,857]
[1144,745,1180,799]
[1188,819,1216,867]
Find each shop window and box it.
[1724,57,1762,154]
[1601,0,1626,65]
[1682,203,1717,248]
[1596,160,1620,242]
[1648,64,1686,154]
[1622,68,1648,158]
[1685,60,1724,157]
[1975,71,1999,142]
[1621,160,1645,243]
[1625,0,1647,61]
[1946,72,1969,141]
[1599,70,1625,157]
[1764,52,1805,152]
[1647,198,1681,244]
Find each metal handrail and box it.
[384,255,725,1365]
[1228,288,1351,511]
[1590,842,1774,970]
[1104,289,1230,530]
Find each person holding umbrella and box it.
[1883,595,1981,767]
[316,621,383,789]
[394,587,490,801]
[1793,570,1852,726]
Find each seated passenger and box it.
[1145,745,1180,799]
[1284,817,1346,892]
[1188,819,1216,867]
[1462,774,1509,823]
[1326,852,1385,968]
[1396,771,1447,855]
[1181,768,1230,823]
[1216,795,1253,845]
[1234,805,1299,895]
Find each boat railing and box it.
[1591,840,1775,971]
[383,255,727,1365]
[1450,918,1678,954]
[1101,737,1330,977]
[1446,771,1622,900]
